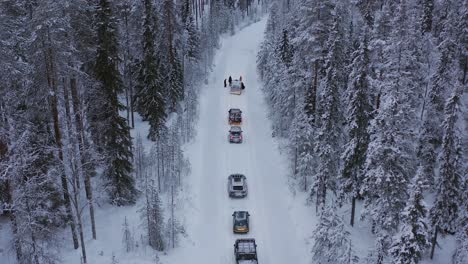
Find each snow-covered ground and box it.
[163,17,315,264]
[0,16,458,264]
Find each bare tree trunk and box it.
[6,180,23,260]
[162,141,166,191]
[70,78,97,240]
[44,40,79,249]
[171,185,175,248]
[125,85,130,126]
[304,173,307,192]
[293,147,298,177]
[157,137,162,192]
[130,77,135,128]
[462,56,467,85]
[350,196,356,227]
[420,61,431,120]
[309,61,318,124]
[430,226,438,259]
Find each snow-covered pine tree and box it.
[453,175,467,263]
[429,83,463,258]
[278,29,293,67]
[122,216,134,252]
[290,0,334,123]
[94,0,137,205]
[117,0,141,128]
[161,0,184,111]
[3,115,65,264]
[390,171,429,264]
[311,204,359,264]
[141,180,165,251]
[340,28,372,226]
[356,0,381,27]
[361,94,411,234]
[134,0,167,141]
[134,133,147,185]
[420,0,434,33]
[289,98,315,191]
[418,0,460,190]
[361,0,418,234]
[314,3,348,210]
[364,234,390,264]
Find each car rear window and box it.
[233,186,244,190]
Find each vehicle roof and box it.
[232,178,244,185]
[229,174,246,179]
[234,211,248,220]
[229,108,242,113]
[236,239,256,253]
[230,126,242,132]
[232,80,241,88]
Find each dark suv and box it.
[233,211,250,234]
[229,126,243,143]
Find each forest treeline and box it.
[0,0,262,263]
[258,0,466,263]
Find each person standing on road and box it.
[240,76,242,82]
[228,76,232,86]
[224,79,227,87]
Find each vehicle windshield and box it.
[231,132,241,136]
[235,219,247,226]
[233,186,244,191]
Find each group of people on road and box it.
[224,75,246,90]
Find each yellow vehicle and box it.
[229,108,242,125]
[233,211,250,234]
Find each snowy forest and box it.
[0,0,466,263]
[258,0,466,263]
[0,0,264,263]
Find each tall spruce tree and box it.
[390,171,429,264]
[429,84,463,258]
[94,0,136,205]
[161,0,183,111]
[134,0,167,141]
[314,3,348,210]
[311,204,359,264]
[340,29,372,226]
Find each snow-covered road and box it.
[169,18,312,264]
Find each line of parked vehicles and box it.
[226,78,258,264]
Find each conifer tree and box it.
[421,0,434,33]
[94,0,137,205]
[314,4,348,210]
[134,0,167,141]
[311,204,359,264]
[453,173,468,263]
[141,180,165,251]
[161,0,183,111]
[429,84,463,258]
[278,29,293,66]
[361,95,410,233]
[340,29,372,226]
[390,172,429,264]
